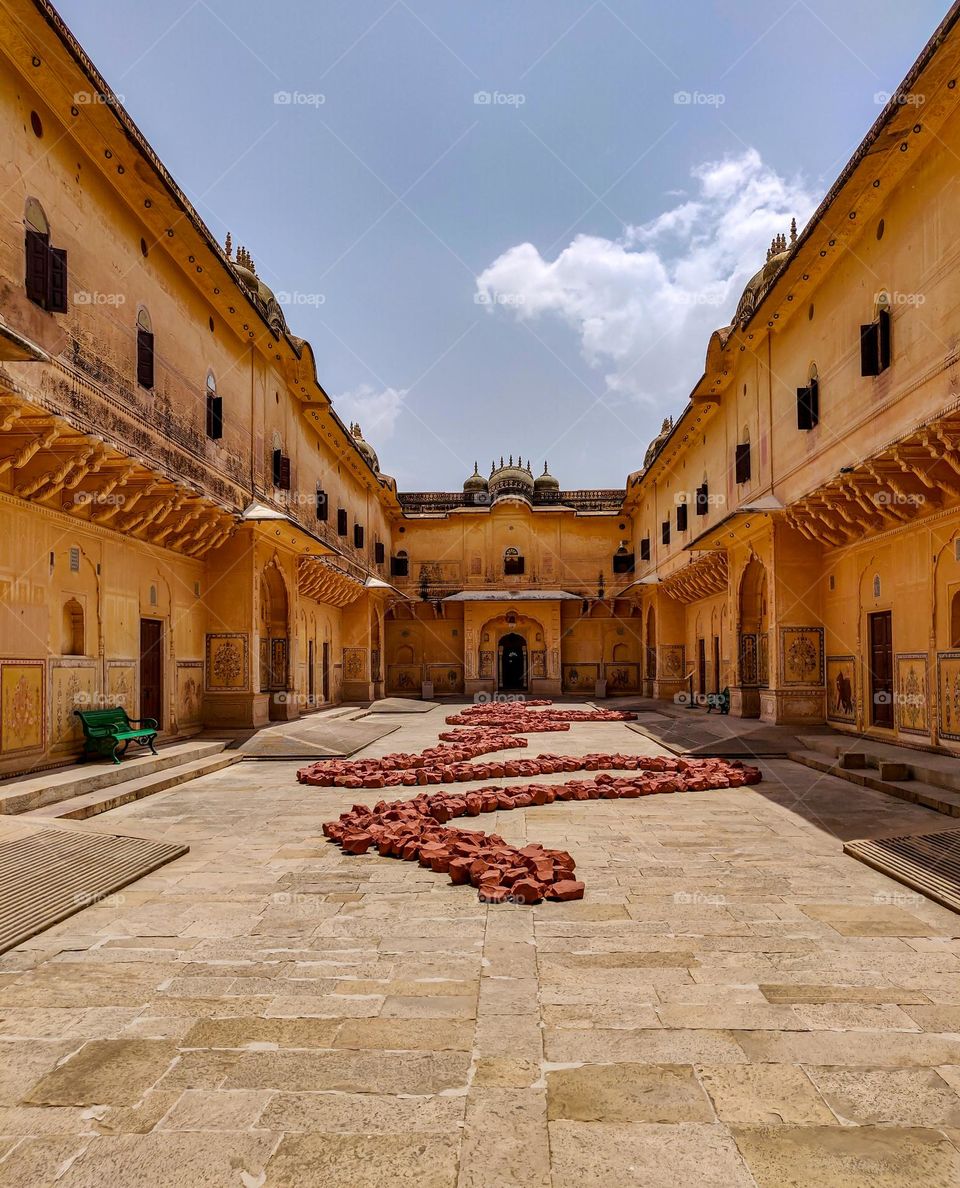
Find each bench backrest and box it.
[74,707,131,729]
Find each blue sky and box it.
[57,0,948,489]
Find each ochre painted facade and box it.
[3,0,960,773]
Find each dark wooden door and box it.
[499,633,527,690]
[712,636,721,693]
[868,611,893,727]
[139,618,163,727]
[697,638,706,697]
[322,642,330,702]
[308,640,315,705]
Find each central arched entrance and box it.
[498,632,527,691]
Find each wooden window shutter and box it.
[278,455,291,490]
[272,448,282,487]
[316,489,328,521]
[676,503,688,532]
[25,230,49,307]
[696,484,708,516]
[337,508,348,535]
[860,322,880,376]
[735,443,751,484]
[661,520,671,545]
[797,385,817,430]
[47,247,68,313]
[878,309,891,371]
[137,329,155,389]
[374,541,385,564]
[206,393,223,439]
[354,523,364,548]
[639,537,650,562]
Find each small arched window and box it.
[798,363,820,430]
[25,197,67,312]
[951,589,960,648]
[136,308,154,390]
[205,371,223,439]
[62,597,84,656]
[504,547,524,576]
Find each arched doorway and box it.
[738,559,769,713]
[260,565,289,695]
[645,606,657,690]
[498,632,527,691]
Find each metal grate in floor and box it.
[844,828,960,913]
[0,820,187,953]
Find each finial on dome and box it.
[500,456,504,468]
[224,231,232,259]
[472,461,479,475]
[790,217,797,245]
[543,461,548,474]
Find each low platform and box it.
[846,827,960,914]
[0,816,187,954]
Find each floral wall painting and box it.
[896,653,929,735]
[658,645,685,680]
[937,651,960,741]
[343,648,367,682]
[780,627,824,686]
[0,660,44,753]
[205,633,249,691]
[825,656,856,723]
[562,664,599,692]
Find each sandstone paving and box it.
[1,708,960,1183]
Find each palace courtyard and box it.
[1,704,959,1187]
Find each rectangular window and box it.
[612,552,634,574]
[696,483,709,516]
[676,503,688,532]
[504,554,525,575]
[353,523,364,549]
[137,329,155,390]
[272,448,282,487]
[735,443,751,484]
[661,520,671,545]
[797,379,819,430]
[390,555,409,577]
[374,541,385,565]
[205,393,223,440]
[861,310,892,376]
[278,455,291,491]
[25,229,48,306]
[337,508,348,535]
[639,537,651,562]
[316,489,328,521]
[47,247,68,313]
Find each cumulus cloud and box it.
[334,383,407,439]
[475,149,816,405]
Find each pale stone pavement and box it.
[1,703,960,1186]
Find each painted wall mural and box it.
[605,662,641,692]
[529,649,547,679]
[780,627,824,685]
[896,653,929,735]
[427,664,464,694]
[206,633,249,691]
[177,661,204,727]
[658,645,685,680]
[50,661,96,747]
[343,647,367,682]
[0,660,44,754]
[937,651,960,741]
[562,663,599,692]
[825,655,856,723]
[387,664,420,693]
[106,662,136,716]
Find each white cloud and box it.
[334,383,407,439]
[475,148,816,405]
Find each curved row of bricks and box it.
[321,760,762,904]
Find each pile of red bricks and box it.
[297,731,527,788]
[322,758,761,904]
[444,702,638,726]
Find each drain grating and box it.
[844,828,960,913]
[0,821,187,954]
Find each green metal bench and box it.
[74,707,159,764]
[705,686,730,715]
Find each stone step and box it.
[22,752,241,821]
[796,734,960,794]
[0,741,230,815]
[788,749,960,818]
